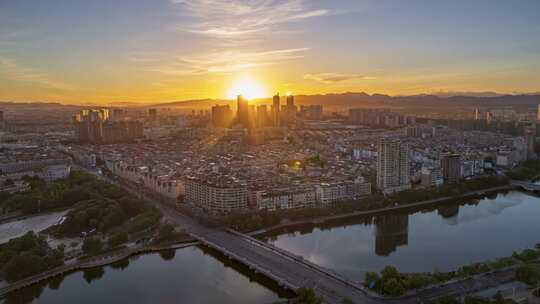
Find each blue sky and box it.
[1,0,539,103]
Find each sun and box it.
[226,77,268,100]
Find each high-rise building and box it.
[537,104,540,121]
[441,153,461,184]
[73,109,142,143]
[148,108,157,122]
[486,111,494,124]
[236,95,250,128]
[376,138,410,194]
[256,104,269,127]
[271,93,280,127]
[525,126,537,160]
[0,110,4,131]
[112,108,127,121]
[474,108,481,120]
[211,104,233,128]
[282,94,297,124]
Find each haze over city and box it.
[1,0,540,104]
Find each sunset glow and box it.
[0,1,539,104]
[226,77,268,100]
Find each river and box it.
[5,190,540,303]
[263,190,540,281]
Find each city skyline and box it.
[1,0,540,104]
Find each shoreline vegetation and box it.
[364,244,540,298]
[0,171,167,284]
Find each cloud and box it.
[171,0,332,39]
[141,47,309,75]
[0,56,72,90]
[304,73,376,84]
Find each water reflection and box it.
[264,191,540,279]
[374,214,409,257]
[5,246,293,304]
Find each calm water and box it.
[3,246,291,304]
[6,190,540,303]
[263,191,540,281]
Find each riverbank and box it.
[0,239,199,298]
[248,184,514,237]
[369,244,540,302]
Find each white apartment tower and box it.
[377,138,411,194]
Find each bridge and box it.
[187,225,382,304]
[510,180,540,192]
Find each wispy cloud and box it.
[304,73,376,84]
[171,0,331,39]
[0,56,72,90]
[133,1,333,79]
[140,47,309,75]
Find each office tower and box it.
[474,108,480,120]
[286,94,294,108]
[88,110,104,142]
[537,104,540,121]
[282,94,297,124]
[525,126,537,160]
[237,95,250,128]
[376,138,410,194]
[272,93,280,127]
[211,104,233,128]
[441,153,461,184]
[248,105,256,129]
[256,104,269,127]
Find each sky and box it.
[1,0,540,104]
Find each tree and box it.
[294,287,323,304]
[2,253,45,282]
[342,299,354,304]
[82,238,104,256]
[155,223,176,243]
[381,266,400,281]
[515,264,540,285]
[382,278,405,296]
[436,296,460,304]
[108,232,128,248]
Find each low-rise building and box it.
[315,177,371,205]
[255,186,316,211]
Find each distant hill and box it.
[2,92,539,110]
